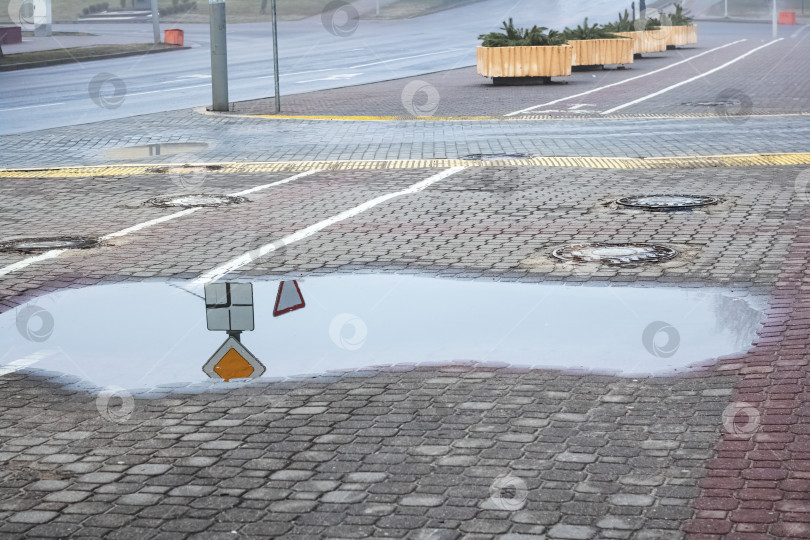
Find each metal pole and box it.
[724,0,728,17]
[209,0,229,111]
[376,0,380,16]
[151,0,160,43]
[272,0,281,113]
[772,0,778,38]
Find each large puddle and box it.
[0,276,764,394]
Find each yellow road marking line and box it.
[1,152,809,179]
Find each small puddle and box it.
[105,143,209,160]
[0,275,764,394]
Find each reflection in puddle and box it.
[0,275,764,393]
[105,142,209,160]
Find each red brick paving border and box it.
[686,220,810,539]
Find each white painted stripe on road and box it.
[791,25,809,39]
[193,166,468,286]
[349,48,468,69]
[100,208,200,240]
[601,38,783,115]
[0,170,321,278]
[0,102,66,112]
[0,250,66,278]
[125,83,211,98]
[230,169,322,197]
[504,40,747,117]
[0,350,56,377]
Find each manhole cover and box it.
[616,195,719,210]
[0,236,100,253]
[461,153,531,161]
[146,194,246,208]
[552,243,676,265]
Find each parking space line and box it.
[0,170,321,279]
[0,249,66,278]
[601,39,783,115]
[192,167,467,286]
[504,40,747,117]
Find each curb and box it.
[0,45,191,72]
[1,152,808,178]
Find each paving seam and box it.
[2,152,809,179]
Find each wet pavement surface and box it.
[1,18,810,540]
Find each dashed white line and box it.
[504,39,747,117]
[192,167,468,286]
[348,48,468,69]
[0,170,321,278]
[0,102,66,112]
[601,38,783,115]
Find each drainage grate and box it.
[552,243,676,265]
[146,194,246,208]
[616,195,719,210]
[0,236,100,253]
[461,153,531,161]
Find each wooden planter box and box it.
[569,38,634,66]
[477,45,572,80]
[612,30,668,54]
[666,24,697,47]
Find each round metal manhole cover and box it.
[616,195,719,210]
[552,243,677,265]
[146,194,246,208]
[0,236,100,253]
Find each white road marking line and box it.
[125,83,211,98]
[230,169,321,197]
[0,102,66,112]
[100,208,199,240]
[791,25,809,39]
[0,350,56,376]
[0,250,66,278]
[0,170,320,278]
[297,73,363,84]
[348,48,468,69]
[601,38,783,115]
[192,167,468,286]
[504,40,747,117]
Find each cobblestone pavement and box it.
[1,162,809,539]
[1,16,810,540]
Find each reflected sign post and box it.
[203,283,265,381]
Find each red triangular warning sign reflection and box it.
[273,280,306,316]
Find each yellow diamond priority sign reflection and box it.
[202,336,266,382]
